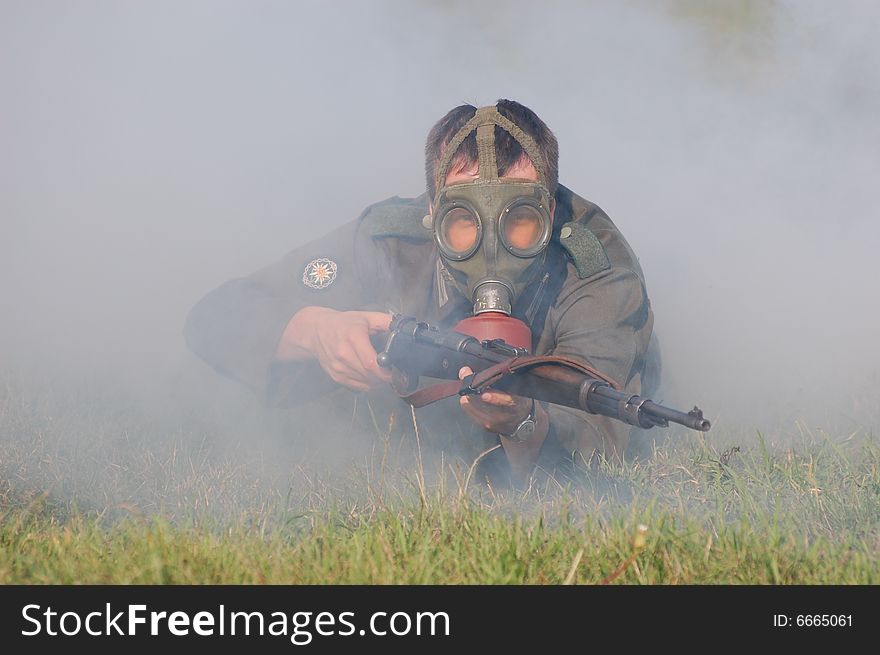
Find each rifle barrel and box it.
[642,401,711,431]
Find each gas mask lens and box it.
[500,201,550,256]
[438,205,481,259]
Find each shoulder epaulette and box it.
[362,198,432,241]
[557,221,611,279]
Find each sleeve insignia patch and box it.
[302,258,338,290]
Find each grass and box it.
[1,375,878,584]
[2,495,877,584]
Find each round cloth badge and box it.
[302,258,338,290]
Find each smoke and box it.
[1,0,878,508]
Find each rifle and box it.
[376,315,710,432]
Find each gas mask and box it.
[428,106,554,351]
[433,180,553,315]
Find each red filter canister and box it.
[453,313,532,352]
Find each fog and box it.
[1,0,878,474]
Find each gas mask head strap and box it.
[434,106,549,197]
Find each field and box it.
[3,0,878,592]
[1,375,878,585]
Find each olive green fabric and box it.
[475,120,499,180]
[362,198,432,240]
[558,221,611,279]
[184,185,656,464]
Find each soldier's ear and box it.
[549,198,556,221]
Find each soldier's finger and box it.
[461,394,495,418]
[332,347,373,387]
[480,391,516,406]
[458,366,473,380]
[327,361,367,388]
[324,363,370,392]
[350,331,392,383]
[459,397,508,432]
[363,311,393,334]
[459,396,487,421]
[459,395,486,416]
[471,393,524,419]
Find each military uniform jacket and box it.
[185,185,655,461]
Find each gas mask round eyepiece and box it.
[499,198,552,258]
[436,202,482,260]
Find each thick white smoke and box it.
[1,0,877,457]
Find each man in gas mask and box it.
[185,100,657,483]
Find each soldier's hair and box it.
[425,99,559,201]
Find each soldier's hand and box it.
[277,307,392,392]
[458,366,550,484]
[457,366,535,435]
